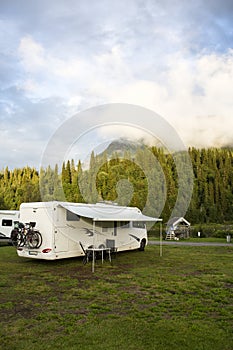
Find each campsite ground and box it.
[0,244,232,350]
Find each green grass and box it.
[183,237,229,243]
[0,245,233,350]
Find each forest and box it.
[0,146,233,225]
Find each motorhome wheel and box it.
[139,239,146,251]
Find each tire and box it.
[11,229,24,247]
[138,239,146,251]
[98,244,105,249]
[26,230,42,249]
[11,229,18,247]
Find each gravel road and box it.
[148,240,233,247]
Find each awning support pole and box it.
[160,221,163,257]
[92,220,95,273]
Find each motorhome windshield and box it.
[133,221,146,229]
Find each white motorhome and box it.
[16,201,161,260]
[0,210,20,241]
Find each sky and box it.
[1,0,233,169]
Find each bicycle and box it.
[11,222,42,249]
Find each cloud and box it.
[18,36,46,72]
[88,49,233,148]
[14,34,233,152]
[0,86,69,168]
[17,36,78,99]
[19,37,83,80]
[1,0,233,168]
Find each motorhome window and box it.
[66,210,80,221]
[2,219,12,227]
[133,221,146,229]
[119,221,130,228]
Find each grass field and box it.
[0,244,232,350]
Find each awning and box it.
[59,203,162,222]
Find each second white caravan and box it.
[16,201,161,260]
[0,210,19,242]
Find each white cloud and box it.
[1,0,233,169]
[88,50,233,148]
[96,124,158,146]
[16,34,233,150]
[19,36,46,72]
[18,35,88,99]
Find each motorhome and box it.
[0,210,20,242]
[16,201,161,260]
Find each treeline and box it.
[0,147,233,224]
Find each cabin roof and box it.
[167,217,190,228]
[0,210,19,215]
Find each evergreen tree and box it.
[1,147,233,224]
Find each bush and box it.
[190,223,233,238]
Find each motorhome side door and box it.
[54,206,69,253]
[100,221,116,249]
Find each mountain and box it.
[97,138,148,159]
